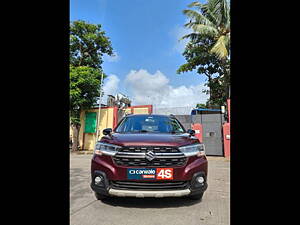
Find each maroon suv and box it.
[90,114,208,200]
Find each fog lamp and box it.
[196,176,204,184]
[94,176,103,185]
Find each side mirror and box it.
[187,129,195,136]
[103,128,112,136]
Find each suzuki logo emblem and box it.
[145,150,155,161]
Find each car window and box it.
[115,115,185,133]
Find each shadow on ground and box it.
[100,196,201,208]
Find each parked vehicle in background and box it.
[90,114,208,200]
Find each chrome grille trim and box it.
[114,152,185,158]
[113,146,187,167]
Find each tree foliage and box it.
[70,66,105,125]
[182,0,230,59]
[69,20,113,151]
[178,34,230,107]
[196,103,207,108]
[69,20,113,126]
[70,20,113,68]
[178,0,230,107]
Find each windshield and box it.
[115,115,185,133]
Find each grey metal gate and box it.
[192,114,224,156]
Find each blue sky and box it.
[70,0,208,107]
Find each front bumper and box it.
[91,154,208,181]
[91,170,208,197]
[108,189,191,198]
[91,154,208,197]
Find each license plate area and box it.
[127,168,173,180]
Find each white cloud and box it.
[101,74,120,104]
[125,69,208,108]
[103,74,120,95]
[104,52,120,62]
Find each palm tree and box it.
[182,0,230,59]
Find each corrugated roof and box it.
[191,108,222,115]
[192,108,221,112]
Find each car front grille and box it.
[110,180,189,190]
[113,146,187,167]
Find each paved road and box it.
[70,154,230,225]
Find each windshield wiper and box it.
[139,130,148,133]
[170,131,183,134]
[131,130,149,133]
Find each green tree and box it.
[70,66,106,151]
[70,66,104,123]
[182,0,230,59]
[70,20,113,68]
[70,20,113,151]
[177,35,230,107]
[196,103,207,108]
[178,0,230,107]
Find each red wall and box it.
[192,123,203,143]
[128,105,153,114]
[227,99,230,123]
[223,122,230,158]
[223,98,230,158]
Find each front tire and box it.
[94,192,107,200]
[189,192,204,200]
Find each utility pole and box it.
[96,72,104,143]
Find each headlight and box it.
[94,142,122,156]
[178,143,205,157]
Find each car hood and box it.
[101,133,199,147]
